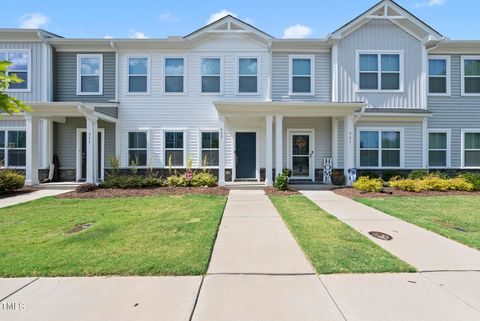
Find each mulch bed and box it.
[0,188,38,199]
[264,187,300,196]
[334,187,480,199]
[56,187,229,199]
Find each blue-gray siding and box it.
[95,107,118,118]
[54,52,116,102]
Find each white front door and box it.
[288,130,314,181]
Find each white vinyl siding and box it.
[1,50,31,92]
[76,54,103,95]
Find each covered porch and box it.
[214,101,366,187]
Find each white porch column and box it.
[41,119,54,168]
[265,115,273,186]
[331,117,339,168]
[85,115,99,184]
[275,115,283,178]
[25,115,40,186]
[218,115,226,186]
[343,114,355,186]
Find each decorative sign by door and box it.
[323,157,333,183]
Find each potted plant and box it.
[331,170,346,186]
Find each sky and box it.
[1,0,478,40]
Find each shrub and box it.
[408,170,428,180]
[353,176,383,193]
[448,177,474,191]
[418,175,449,191]
[389,175,474,193]
[389,179,421,192]
[274,172,289,191]
[108,155,120,178]
[360,171,381,179]
[75,183,97,193]
[191,172,217,187]
[165,174,190,187]
[382,170,406,182]
[0,170,24,195]
[459,173,480,191]
[102,175,163,189]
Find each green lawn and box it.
[0,195,226,277]
[270,195,415,274]
[356,196,480,250]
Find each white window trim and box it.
[428,55,451,96]
[355,50,404,93]
[126,129,150,168]
[199,129,220,168]
[289,55,315,96]
[427,129,451,168]
[199,56,223,95]
[2,49,32,93]
[461,128,480,168]
[236,56,260,95]
[0,128,27,169]
[163,56,187,95]
[356,127,405,169]
[76,54,103,95]
[126,55,151,95]
[163,129,187,168]
[461,56,480,96]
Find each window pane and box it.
[202,132,219,149]
[359,73,378,90]
[292,59,311,75]
[202,76,220,93]
[80,58,100,75]
[292,77,311,93]
[429,77,447,93]
[129,76,147,92]
[7,150,26,167]
[165,150,183,166]
[165,132,183,149]
[429,132,447,149]
[128,150,147,166]
[128,132,147,149]
[202,58,220,75]
[465,78,480,94]
[239,58,257,75]
[0,53,5,61]
[8,72,28,89]
[381,73,400,90]
[360,131,379,149]
[239,76,257,93]
[165,76,184,93]
[165,58,184,75]
[8,131,26,148]
[429,59,447,76]
[81,76,99,92]
[429,151,446,167]
[382,150,400,167]
[381,54,400,72]
[0,150,4,166]
[292,156,309,177]
[7,53,28,71]
[292,135,310,155]
[465,133,480,149]
[0,131,4,148]
[464,60,480,76]
[359,54,378,72]
[465,151,480,167]
[360,150,379,167]
[128,58,147,75]
[382,131,400,149]
[202,151,219,166]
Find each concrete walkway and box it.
[0,189,71,209]
[302,190,480,271]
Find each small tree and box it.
[0,61,31,114]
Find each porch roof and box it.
[214,101,366,117]
[23,102,118,122]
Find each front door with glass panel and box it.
[289,131,314,180]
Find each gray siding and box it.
[95,107,118,118]
[54,52,116,102]
[337,20,424,109]
[53,117,116,169]
[272,52,331,101]
[0,42,46,102]
[428,55,480,167]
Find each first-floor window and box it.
[359,130,401,168]
[0,130,26,167]
[464,131,480,167]
[201,132,219,166]
[128,131,147,166]
[165,131,184,166]
[429,132,448,167]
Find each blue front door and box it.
[235,132,256,179]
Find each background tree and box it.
[0,61,31,114]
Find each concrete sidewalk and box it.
[302,190,480,271]
[0,189,71,209]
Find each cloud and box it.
[159,12,179,22]
[414,0,446,8]
[283,24,312,39]
[129,30,148,39]
[104,35,114,39]
[19,13,50,29]
[207,10,236,24]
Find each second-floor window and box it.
[165,58,185,93]
[238,58,258,93]
[201,58,221,93]
[358,52,402,91]
[0,50,30,91]
[290,56,313,94]
[462,56,480,95]
[128,57,149,93]
[77,54,103,95]
[428,57,450,95]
